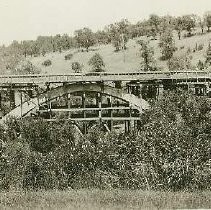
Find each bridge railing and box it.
[0,70,210,85]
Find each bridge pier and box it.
[125,120,131,133]
[127,83,142,98]
[9,90,24,109]
[195,84,208,96]
[114,81,122,89]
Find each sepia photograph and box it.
[1,0,211,209]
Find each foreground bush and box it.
[1,90,211,191]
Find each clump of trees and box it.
[74,28,96,52]
[106,19,129,51]
[88,53,105,72]
[15,61,41,74]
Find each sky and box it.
[0,0,211,45]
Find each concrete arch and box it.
[1,83,149,122]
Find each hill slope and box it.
[29,32,211,74]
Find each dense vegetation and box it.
[1,90,211,191]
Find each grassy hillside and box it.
[29,31,211,74]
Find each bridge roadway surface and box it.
[0,71,210,86]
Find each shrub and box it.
[16,61,41,74]
[168,54,192,71]
[42,59,52,67]
[65,53,73,60]
[72,62,82,73]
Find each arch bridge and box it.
[0,70,211,133]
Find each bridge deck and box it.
[0,71,210,86]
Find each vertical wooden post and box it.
[0,91,2,110]
[107,96,113,131]
[82,92,86,118]
[98,93,102,122]
[68,93,71,119]
[82,92,87,134]
[20,91,23,118]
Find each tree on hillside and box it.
[204,11,211,32]
[107,19,129,51]
[134,20,152,38]
[21,41,32,57]
[205,42,211,66]
[174,17,184,40]
[88,53,105,72]
[158,15,173,36]
[181,15,196,37]
[95,30,109,45]
[148,14,161,39]
[74,28,96,52]
[159,29,176,60]
[196,16,206,34]
[137,40,157,71]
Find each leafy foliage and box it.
[159,29,176,60]
[168,54,192,71]
[137,40,157,71]
[42,59,52,67]
[106,19,129,51]
[2,90,211,191]
[88,53,105,72]
[74,28,96,51]
[15,61,41,74]
[204,11,211,32]
[205,42,211,66]
[181,15,196,36]
[72,62,82,73]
